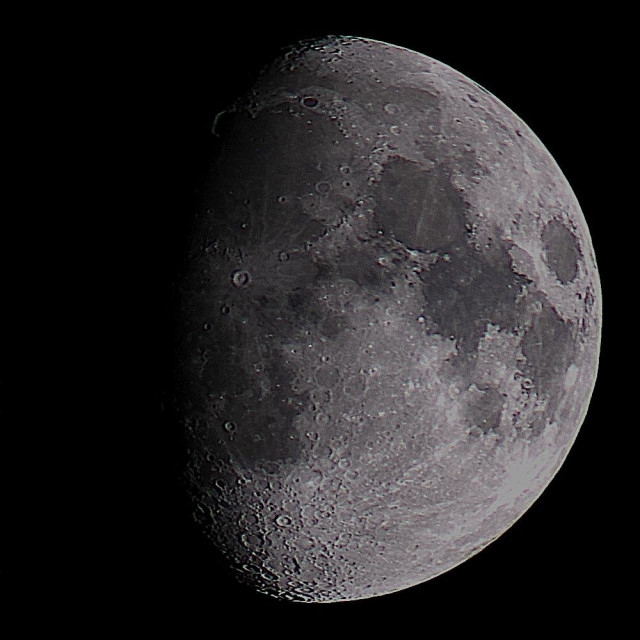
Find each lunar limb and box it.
[173,36,601,602]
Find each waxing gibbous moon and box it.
[172,36,601,602]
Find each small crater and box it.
[319,315,347,338]
[276,515,293,527]
[315,181,331,195]
[231,270,250,287]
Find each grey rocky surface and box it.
[172,36,601,602]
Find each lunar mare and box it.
[173,36,601,602]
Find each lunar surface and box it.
[172,36,601,602]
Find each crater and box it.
[542,219,580,284]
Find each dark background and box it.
[137,20,618,624]
[5,10,624,630]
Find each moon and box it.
[172,36,601,602]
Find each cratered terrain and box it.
[171,36,602,602]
